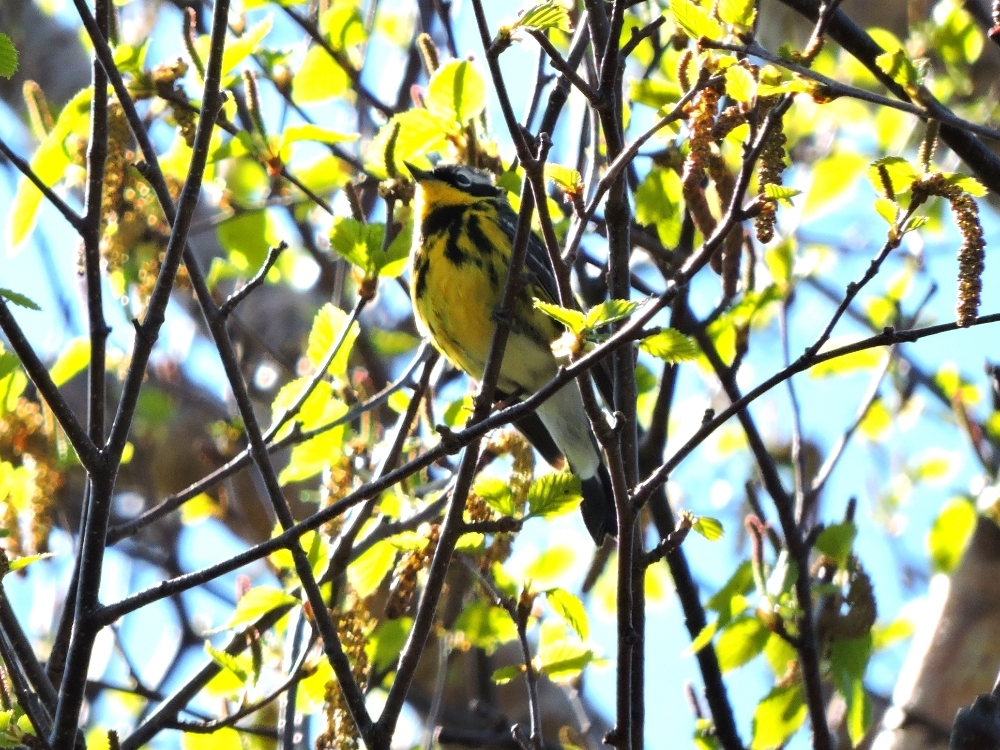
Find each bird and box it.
[406,162,617,543]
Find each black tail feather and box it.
[580,462,617,543]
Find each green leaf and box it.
[866,156,918,198]
[545,163,582,193]
[943,173,987,197]
[455,601,518,655]
[0,289,40,311]
[804,152,868,218]
[872,617,915,651]
[717,0,756,27]
[537,620,593,679]
[545,588,589,640]
[635,167,683,247]
[724,65,756,103]
[492,664,523,685]
[366,109,450,178]
[366,617,412,672]
[0,34,18,79]
[281,124,358,147]
[639,329,700,362]
[526,473,583,519]
[293,44,350,104]
[830,635,874,744]
[475,477,518,517]
[306,303,361,381]
[216,209,275,269]
[514,2,572,33]
[225,586,298,629]
[220,15,274,80]
[670,0,725,41]
[49,339,90,387]
[815,522,857,568]
[629,78,682,111]
[706,560,754,622]
[533,299,587,335]
[927,497,975,573]
[692,516,724,541]
[585,299,640,330]
[764,239,794,290]
[347,539,397,598]
[762,184,801,203]
[524,546,577,588]
[751,683,806,749]
[426,59,486,126]
[716,615,769,672]
[684,619,718,655]
[6,89,91,255]
[204,642,250,684]
[875,48,919,88]
[874,197,899,225]
[7,552,55,574]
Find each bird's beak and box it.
[404,162,432,182]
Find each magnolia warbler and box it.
[406,163,616,543]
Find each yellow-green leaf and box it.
[751,683,806,749]
[533,299,587,334]
[546,588,589,640]
[306,303,361,381]
[692,516,724,541]
[526,472,583,518]
[927,497,975,573]
[49,339,90,387]
[639,329,699,362]
[724,65,756,103]
[293,44,350,104]
[809,338,882,377]
[717,0,756,27]
[426,59,486,126]
[669,0,725,41]
[514,2,572,33]
[585,299,640,330]
[347,539,397,598]
[716,615,769,672]
[225,586,298,629]
[220,16,273,80]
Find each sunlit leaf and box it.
[692,516,724,541]
[293,44,350,103]
[514,2,572,33]
[347,539,396,598]
[927,497,975,573]
[306,303,361,380]
[48,339,90,387]
[475,477,518,517]
[220,16,274,80]
[426,59,486,126]
[670,0,724,41]
[492,664,523,684]
[639,329,699,362]
[804,152,868,217]
[526,473,583,519]
[546,588,589,640]
[716,615,769,672]
[524,545,577,588]
[182,723,243,750]
[455,601,517,655]
[225,586,298,629]
[725,65,756,103]
[751,683,806,749]
[635,167,683,247]
[533,300,587,334]
[866,156,918,198]
[585,299,640,330]
[809,338,882,377]
[7,552,55,574]
[718,0,756,27]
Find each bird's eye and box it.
[454,173,472,187]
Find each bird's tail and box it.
[580,461,617,543]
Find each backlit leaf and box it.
[639,330,700,362]
[670,0,724,41]
[426,59,486,126]
[927,497,975,573]
[527,473,583,518]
